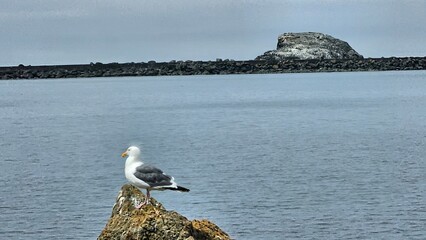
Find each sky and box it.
[0,0,425,66]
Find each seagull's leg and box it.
[145,189,151,205]
[135,189,151,209]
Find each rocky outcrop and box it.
[256,32,363,61]
[98,184,230,240]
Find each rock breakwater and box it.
[1,57,425,80]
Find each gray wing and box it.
[134,164,173,187]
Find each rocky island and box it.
[256,32,363,61]
[98,184,230,240]
[1,32,425,80]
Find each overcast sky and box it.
[1,0,425,66]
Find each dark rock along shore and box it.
[1,32,426,80]
[1,57,425,80]
[98,184,230,240]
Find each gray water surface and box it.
[1,71,425,239]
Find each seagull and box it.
[121,146,190,209]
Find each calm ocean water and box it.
[0,71,425,239]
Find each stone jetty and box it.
[1,57,425,80]
[1,32,425,80]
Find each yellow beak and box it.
[121,151,128,158]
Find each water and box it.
[0,71,425,239]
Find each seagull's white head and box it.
[121,146,141,158]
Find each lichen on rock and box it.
[256,32,363,61]
[98,184,230,240]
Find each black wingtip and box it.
[176,186,190,192]
[164,185,190,192]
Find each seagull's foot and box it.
[135,202,146,209]
[135,198,150,209]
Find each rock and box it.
[2,56,426,80]
[98,184,230,240]
[256,32,363,61]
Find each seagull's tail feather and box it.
[165,185,190,192]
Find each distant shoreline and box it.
[1,57,425,80]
